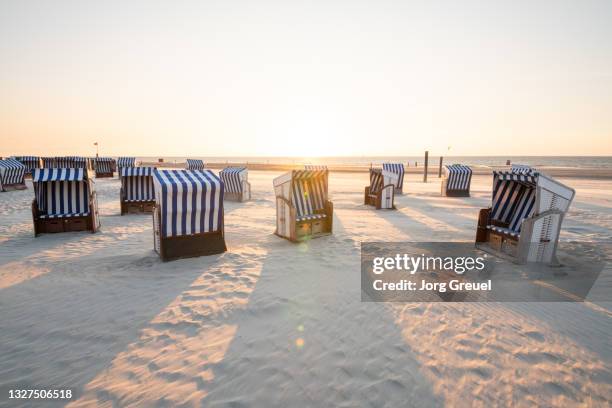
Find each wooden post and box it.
[423,151,429,182]
[438,156,443,178]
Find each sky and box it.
[1,0,611,157]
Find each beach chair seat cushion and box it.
[296,213,327,222]
[486,225,519,238]
[39,212,90,219]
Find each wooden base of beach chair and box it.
[120,199,155,215]
[364,186,395,209]
[157,233,227,261]
[95,171,113,178]
[443,188,470,197]
[32,194,99,236]
[475,208,520,260]
[275,201,333,242]
[153,206,227,261]
[33,215,94,236]
[1,183,27,192]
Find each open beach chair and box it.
[442,164,473,197]
[186,159,205,170]
[117,157,136,175]
[31,168,100,235]
[364,168,397,209]
[475,165,575,264]
[219,167,251,202]
[120,167,156,214]
[93,157,114,178]
[13,156,40,177]
[273,169,333,242]
[152,169,227,261]
[382,163,405,194]
[0,158,27,192]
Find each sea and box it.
[135,156,612,169]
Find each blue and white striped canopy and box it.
[494,171,537,185]
[153,169,224,237]
[121,167,155,202]
[511,164,536,176]
[33,168,85,182]
[219,167,247,193]
[445,164,472,191]
[490,171,537,234]
[13,156,40,172]
[0,158,26,169]
[42,156,87,169]
[290,170,327,219]
[382,163,404,190]
[0,158,26,189]
[186,159,205,170]
[41,157,56,168]
[117,157,136,168]
[32,168,90,217]
[58,156,87,169]
[120,167,155,177]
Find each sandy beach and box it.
[0,170,610,407]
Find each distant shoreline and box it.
[140,161,612,179]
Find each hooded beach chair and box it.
[31,168,100,235]
[442,164,473,197]
[42,156,87,169]
[13,156,40,177]
[117,157,136,175]
[382,163,405,194]
[120,167,156,214]
[273,169,333,242]
[93,157,114,178]
[41,157,56,168]
[475,165,575,264]
[186,159,205,170]
[219,167,251,202]
[59,156,88,169]
[364,168,397,209]
[152,169,227,261]
[0,158,27,192]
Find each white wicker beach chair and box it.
[382,163,405,194]
[364,168,397,209]
[476,165,575,264]
[274,169,333,241]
